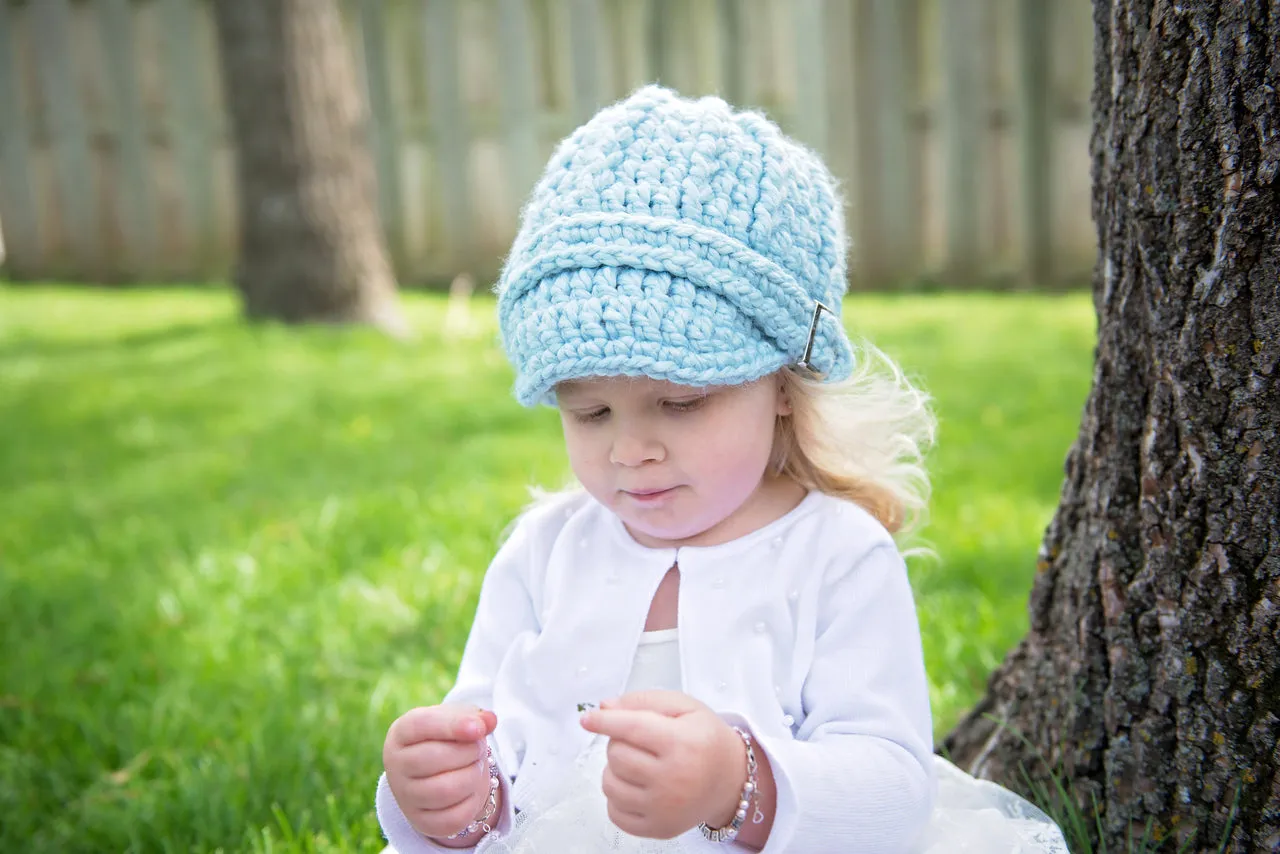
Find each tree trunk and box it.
[943,2,1279,852]
[211,0,405,333]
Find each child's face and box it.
[556,375,790,547]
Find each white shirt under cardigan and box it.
[377,488,936,853]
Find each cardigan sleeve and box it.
[376,507,547,854]
[726,542,936,854]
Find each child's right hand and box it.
[383,705,500,840]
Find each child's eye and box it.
[573,407,610,423]
[664,396,707,413]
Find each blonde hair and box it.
[769,341,935,539]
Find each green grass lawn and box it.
[0,284,1095,853]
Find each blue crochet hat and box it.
[496,85,855,407]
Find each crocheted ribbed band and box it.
[497,86,856,407]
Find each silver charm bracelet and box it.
[698,726,761,843]
[445,744,500,840]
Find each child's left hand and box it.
[579,690,749,840]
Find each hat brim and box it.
[506,266,796,407]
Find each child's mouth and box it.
[623,487,678,504]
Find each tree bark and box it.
[211,0,405,333]
[944,2,1279,852]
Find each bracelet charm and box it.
[698,727,759,844]
[446,744,500,840]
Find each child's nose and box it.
[609,431,664,467]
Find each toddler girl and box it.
[376,86,1067,854]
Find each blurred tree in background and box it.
[944,1,1278,851]
[211,0,405,333]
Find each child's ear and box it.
[775,378,793,416]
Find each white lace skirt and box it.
[911,756,1070,854]
[469,736,1070,854]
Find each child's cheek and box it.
[702,450,765,515]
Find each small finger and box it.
[408,790,483,840]
[602,689,701,718]
[605,739,660,785]
[408,760,489,812]
[391,706,488,747]
[396,739,489,779]
[606,801,648,837]
[582,709,673,756]
[601,765,647,812]
[479,708,498,735]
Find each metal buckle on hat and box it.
[796,300,832,374]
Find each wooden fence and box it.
[0,0,1095,288]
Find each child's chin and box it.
[622,515,707,545]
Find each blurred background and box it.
[0,0,1092,289]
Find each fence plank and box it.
[98,0,157,275]
[648,0,671,87]
[160,0,214,276]
[32,0,100,270]
[0,0,42,276]
[941,0,983,282]
[716,0,744,104]
[686,0,719,95]
[868,0,919,283]
[496,0,542,212]
[849,0,877,279]
[661,0,696,94]
[822,0,858,281]
[791,0,827,153]
[567,0,603,124]
[610,0,648,95]
[422,0,472,271]
[359,0,406,273]
[1016,0,1051,283]
[740,0,777,111]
